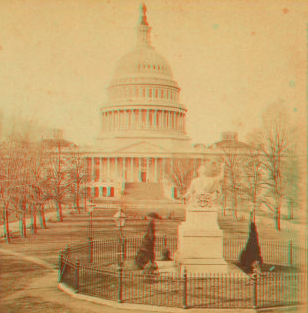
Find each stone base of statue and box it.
[176,195,229,274]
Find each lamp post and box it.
[88,202,96,241]
[113,207,127,265]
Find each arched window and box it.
[103,187,107,197]
[149,88,152,98]
[155,89,158,98]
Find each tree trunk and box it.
[31,205,37,234]
[287,200,293,220]
[233,193,238,219]
[4,208,10,244]
[76,194,80,214]
[22,211,27,238]
[84,195,87,213]
[38,205,47,229]
[19,217,23,237]
[274,205,281,231]
[57,201,63,222]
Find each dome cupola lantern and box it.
[137,4,151,46]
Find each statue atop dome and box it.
[139,3,149,26]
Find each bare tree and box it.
[28,139,52,230]
[0,137,29,242]
[259,101,295,231]
[45,133,72,222]
[68,149,87,213]
[221,145,243,218]
[164,158,195,199]
[240,147,265,222]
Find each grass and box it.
[0,208,305,312]
[0,254,49,299]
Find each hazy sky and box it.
[0,0,307,146]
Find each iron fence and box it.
[59,236,306,310]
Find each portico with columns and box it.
[84,5,221,205]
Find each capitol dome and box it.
[106,4,182,108]
[112,46,174,81]
[99,4,189,150]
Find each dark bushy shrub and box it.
[147,212,161,220]
[160,248,172,261]
[239,222,263,273]
[135,220,155,269]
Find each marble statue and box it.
[183,158,224,211]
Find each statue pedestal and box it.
[177,208,229,274]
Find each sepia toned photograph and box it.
[0,1,307,312]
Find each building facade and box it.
[84,5,225,206]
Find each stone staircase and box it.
[123,182,168,201]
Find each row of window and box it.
[137,63,168,72]
[109,86,179,102]
[101,109,185,131]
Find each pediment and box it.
[114,141,169,154]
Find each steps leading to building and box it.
[123,182,168,201]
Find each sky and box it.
[0,0,307,146]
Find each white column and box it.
[92,157,95,181]
[114,110,116,131]
[162,110,165,128]
[107,157,110,179]
[138,158,142,182]
[154,158,158,182]
[132,109,135,129]
[181,113,183,132]
[99,158,103,181]
[154,109,157,128]
[139,109,142,128]
[147,157,150,182]
[115,158,118,179]
[146,109,150,128]
[117,110,120,130]
[161,110,164,128]
[122,158,126,181]
[125,110,129,129]
[169,111,172,130]
[131,158,134,182]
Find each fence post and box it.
[118,265,123,303]
[88,238,93,263]
[58,250,63,282]
[75,259,80,293]
[288,239,293,266]
[252,270,257,309]
[122,238,126,262]
[182,268,187,309]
